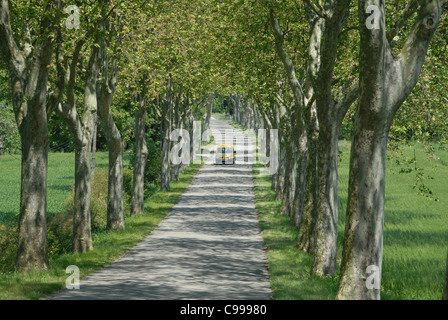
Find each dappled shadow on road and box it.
[47,232,270,300]
[47,121,271,300]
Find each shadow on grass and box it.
[48,185,72,192]
[384,209,443,225]
[0,211,16,225]
[253,163,338,300]
[384,228,447,247]
[381,255,446,300]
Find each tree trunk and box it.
[186,95,195,163]
[281,142,297,216]
[242,99,248,128]
[292,4,322,249]
[296,151,316,253]
[105,131,124,231]
[91,115,98,175]
[98,102,125,231]
[72,45,100,253]
[295,114,317,254]
[171,163,181,181]
[270,7,310,224]
[336,120,389,300]
[306,0,355,277]
[16,103,50,272]
[171,92,183,181]
[312,116,339,276]
[234,94,240,123]
[73,137,95,253]
[161,115,171,191]
[160,77,173,192]
[202,93,213,143]
[131,94,148,216]
[275,136,286,201]
[97,16,125,231]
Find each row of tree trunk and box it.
[159,76,214,191]
[230,0,448,300]
[0,0,144,270]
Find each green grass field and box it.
[0,152,202,299]
[253,140,448,300]
[0,152,112,224]
[0,140,446,299]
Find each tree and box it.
[97,9,125,231]
[160,76,173,191]
[0,0,56,272]
[54,41,100,253]
[52,0,134,249]
[306,0,359,277]
[337,0,446,300]
[269,6,311,249]
[130,87,149,215]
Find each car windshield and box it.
[218,147,232,153]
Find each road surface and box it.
[46,118,271,300]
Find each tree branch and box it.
[389,0,446,112]
[303,0,329,19]
[386,0,419,46]
[336,80,359,120]
[269,6,305,110]
[0,0,26,83]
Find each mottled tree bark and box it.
[186,94,195,163]
[160,77,173,191]
[131,92,148,216]
[73,131,95,253]
[290,119,308,227]
[234,94,240,123]
[275,134,286,201]
[295,109,317,253]
[312,113,340,275]
[91,115,98,175]
[171,92,183,181]
[16,98,50,272]
[202,93,213,143]
[98,84,125,231]
[281,141,297,217]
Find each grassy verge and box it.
[253,140,448,300]
[0,156,202,300]
[252,163,338,300]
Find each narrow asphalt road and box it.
[46,118,271,300]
